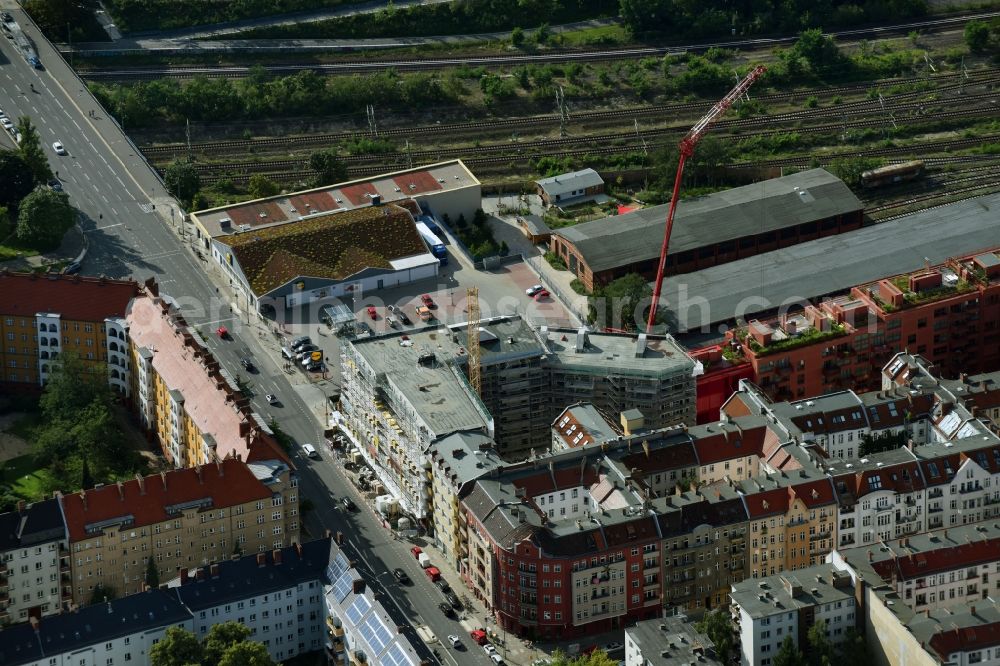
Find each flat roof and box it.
[351,317,544,438]
[660,193,1000,332]
[192,160,478,238]
[627,616,723,666]
[544,328,694,378]
[554,169,860,273]
[731,564,854,619]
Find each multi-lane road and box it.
[0,7,496,664]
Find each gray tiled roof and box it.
[555,169,859,273]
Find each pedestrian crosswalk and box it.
[139,203,155,213]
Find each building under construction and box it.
[338,316,695,521]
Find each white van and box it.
[302,443,319,459]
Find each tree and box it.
[791,29,845,75]
[15,188,75,250]
[510,26,524,47]
[164,160,201,207]
[0,151,36,210]
[217,640,276,666]
[828,156,884,188]
[88,583,117,605]
[23,0,92,41]
[807,619,834,666]
[205,623,253,664]
[838,628,869,662]
[145,556,160,588]
[16,116,52,183]
[0,206,11,239]
[150,626,204,666]
[309,149,348,186]
[247,174,280,199]
[549,649,619,666]
[695,609,736,664]
[964,20,991,53]
[588,273,653,332]
[775,636,806,666]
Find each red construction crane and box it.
[646,65,768,331]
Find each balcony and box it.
[591,589,612,600]
[60,561,70,573]
[644,560,659,571]
[326,617,345,637]
[928,489,944,499]
[0,562,6,575]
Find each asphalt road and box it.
[0,9,493,664]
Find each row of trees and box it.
[0,117,76,251]
[89,69,461,128]
[619,0,928,38]
[151,622,275,666]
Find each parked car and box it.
[290,336,311,351]
[470,630,488,645]
[355,322,373,337]
[532,289,550,301]
[484,644,497,655]
[216,326,229,339]
[397,310,412,325]
[424,566,441,582]
[447,635,462,649]
[392,568,410,585]
[435,580,451,594]
[240,357,256,372]
[446,592,462,610]
[301,443,319,459]
[0,118,13,130]
[47,179,62,191]
[604,642,623,653]
[490,654,505,665]
[305,361,324,373]
[410,546,422,559]
[367,306,378,320]
[301,352,323,367]
[416,305,434,322]
[295,344,319,358]
[280,346,294,359]
[421,294,435,308]
[341,497,357,511]
[438,602,454,617]
[525,284,544,296]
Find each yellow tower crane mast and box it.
[467,286,481,396]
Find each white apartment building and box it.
[730,565,856,666]
[0,499,69,623]
[624,615,724,666]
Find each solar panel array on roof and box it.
[346,594,372,625]
[361,612,393,653]
[327,551,351,581]
[331,570,354,602]
[379,642,418,666]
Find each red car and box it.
[420,294,435,308]
[470,630,488,645]
[216,326,229,339]
[410,546,422,559]
[425,566,441,582]
[533,290,550,301]
[367,306,378,320]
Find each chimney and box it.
[195,568,206,582]
[868,550,873,561]
[353,579,366,594]
[216,460,223,477]
[273,549,283,565]
[160,471,167,489]
[180,568,189,585]
[257,553,266,567]
[210,564,220,578]
[336,532,345,546]
[117,482,124,502]
[29,616,40,632]
[136,473,146,495]
[239,421,251,438]
[195,465,203,484]
[295,542,303,557]
[971,606,977,617]
[80,489,87,511]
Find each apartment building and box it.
[59,459,299,604]
[624,615,724,666]
[170,540,330,664]
[0,500,69,624]
[427,431,503,567]
[724,248,1000,402]
[339,316,696,522]
[323,538,427,666]
[831,454,926,549]
[830,522,1000,613]
[0,539,352,666]
[730,564,857,666]
[125,283,284,467]
[0,588,192,666]
[0,271,139,387]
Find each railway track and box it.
[141,71,1000,161]
[867,178,1000,218]
[172,104,1000,179]
[76,10,1000,81]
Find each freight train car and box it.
[861,160,925,188]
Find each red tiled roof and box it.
[620,441,698,474]
[228,201,287,228]
[928,621,1000,660]
[59,459,272,542]
[512,466,600,498]
[392,171,443,196]
[692,425,767,465]
[0,272,138,321]
[744,487,788,518]
[720,393,755,418]
[340,182,378,206]
[790,406,866,435]
[854,462,925,496]
[788,478,836,507]
[872,537,1000,582]
[289,192,336,214]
